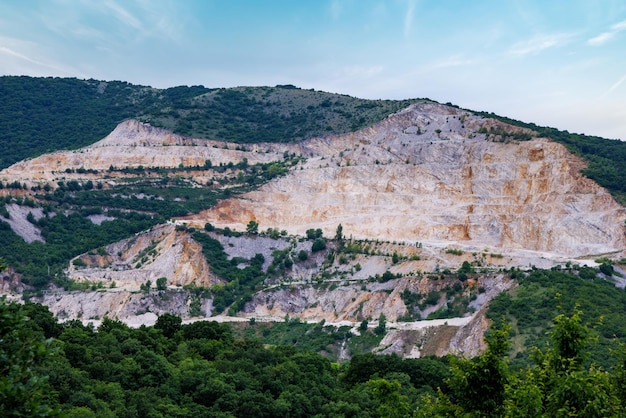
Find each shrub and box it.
[311,239,326,252]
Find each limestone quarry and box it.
[2,102,625,358]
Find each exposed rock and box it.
[188,103,626,259]
[68,223,219,290]
[2,102,625,359]
[0,119,285,185]
[0,204,44,243]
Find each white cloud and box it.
[587,19,626,46]
[0,38,79,77]
[0,45,45,67]
[509,33,572,56]
[404,0,416,38]
[430,55,474,70]
[602,74,626,97]
[103,0,143,30]
[587,32,615,46]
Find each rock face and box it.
[0,119,284,184]
[3,101,626,359]
[190,103,626,258]
[69,224,219,290]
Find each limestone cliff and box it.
[68,223,219,290]
[188,103,626,258]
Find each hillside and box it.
[0,76,417,169]
[1,78,626,365]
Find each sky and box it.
[1,0,625,140]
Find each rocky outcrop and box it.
[3,101,625,359]
[0,119,285,185]
[68,223,219,290]
[189,103,626,258]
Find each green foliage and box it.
[0,76,419,169]
[246,219,259,234]
[375,313,387,335]
[155,277,167,291]
[0,210,158,288]
[153,313,181,338]
[419,311,626,416]
[448,325,511,416]
[297,250,308,261]
[445,248,463,255]
[4,297,626,417]
[311,238,327,252]
[0,297,57,416]
[487,269,626,368]
[192,231,265,314]
[306,228,323,240]
[335,223,343,243]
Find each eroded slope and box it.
[188,103,626,258]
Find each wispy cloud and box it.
[0,37,79,76]
[509,33,572,56]
[0,45,47,66]
[602,73,626,97]
[404,0,417,38]
[103,0,143,31]
[430,55,474,70]
[330,0,342,20]
[587,19,626,46]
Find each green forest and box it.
[2,291,626,417]
[0,76,417,169]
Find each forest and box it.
[2,291,626,417]
[0,76,417,169]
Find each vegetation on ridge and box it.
[0,76,418,169]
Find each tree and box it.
[504,308,621,416]
[156,277,167,291]
[335,224,343,243]
[246,220,259,235]
[306,228,323,240]
[140,280,151,292]
[154,313,182,338]
[375,313,387,335]
[367,378,411,418]
[359,320,368,333]
[0,297,57,416]
[311,239,326,253]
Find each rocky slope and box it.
[188,102,626,258]
[2,101,625,359]
[0,119,286,186]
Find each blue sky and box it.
[1,0,625,140]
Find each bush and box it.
[311,239,326,253]
[599,263,614,277]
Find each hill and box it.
[1,77,626,365]
[0,76,418,169]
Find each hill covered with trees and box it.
[0,76,418,169]
[2,76,626,204]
